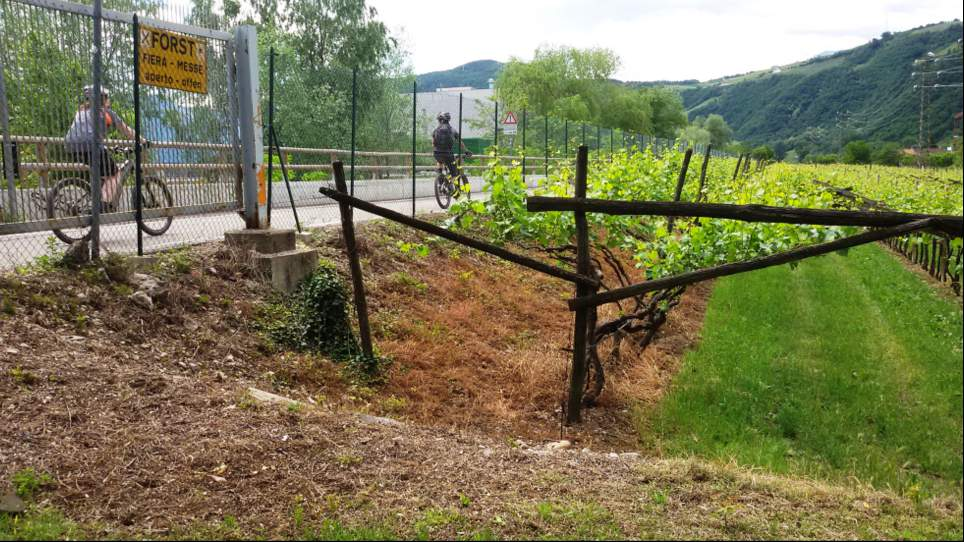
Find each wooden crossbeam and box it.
[567,218,936,310]
[526,197,963,238]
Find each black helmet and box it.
[82,85,109,101]
[437,112,451,122]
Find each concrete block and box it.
[224,229,295,255]
[128,255,159,271]
[254,248,318,293]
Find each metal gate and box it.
[0,0,247,268]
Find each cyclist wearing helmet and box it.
[432,112,471,179]
[64,85,139,211]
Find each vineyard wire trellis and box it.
[813,179,963,295]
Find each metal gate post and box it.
[91,0,104,258]
[225,41,242,211]
[493,101,498,157]
[234,25,265,229]
[0,54,16,220]
[133,14,144,256]
[411,80,416,217]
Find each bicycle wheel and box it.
[138,176,174,236]
[47,177,93,244]
[453,173,470,199]
[434,172,452,209]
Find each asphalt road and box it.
[1,175,542,269]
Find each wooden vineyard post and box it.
[732,154,743,180]
[666,148,694,233]
[567,145,595,424]
[696,144,711,202]
[333,161,374,358]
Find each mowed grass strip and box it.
[639,244,963,498]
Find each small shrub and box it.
[257,264,389,379]
[12,468,55,498]
[156,248,193,274]
[9,367,39,386]
[390,271,427,293]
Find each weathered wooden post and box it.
[732,154,743,180]
[666,147,694,233]
[696,144,712,202]
[333,161,374,358]
[567,145,593,424]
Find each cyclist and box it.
[64,86,142,212]
[432,112,471,179]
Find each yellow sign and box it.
[138,24,207,94]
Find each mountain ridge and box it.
[417,20,963,155]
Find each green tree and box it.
[702,114,733,147]
[495,46,686,138]
[871,142,902,166]
[680,125,711,146]
[751,145,774,161]
[841,140,871,164]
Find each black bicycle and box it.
[46,145,174,244]
[434,153,472,209]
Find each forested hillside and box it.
[679,21,963,157]
[419,22,962,159]
[416,59,503,90]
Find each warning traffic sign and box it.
[501,111,518,135]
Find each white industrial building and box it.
[412,85,496,139]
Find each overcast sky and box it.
[367,0,963,81]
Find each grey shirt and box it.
[64,108,123,152]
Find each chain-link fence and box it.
[260,50,728,233]
[1,0,243,269]
[2,0,730,271]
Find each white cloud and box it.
[367,0,963,81]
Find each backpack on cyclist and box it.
[434,124,455,152]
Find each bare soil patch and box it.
[305,219,712,449]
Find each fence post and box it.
[333,161,374,359]
[0,46,17,220]
[696,144,711,203]
[350,67,357,196]
[544,115,549,177]
[596,125,600,158]
[732,154,743,180]
[133,14,144,256]
[411,80,416,217]
[493,101,498,157]
[266,48,275,224]
[564,119,568,161]
[90,0,104,258]
[458,91,463,166]
[235,25,265,229]
[567,145,593,425]
[666,147,694,233]
[272,127,301,233]
[521,108,527,184]
[225,40,243,212]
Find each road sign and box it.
[138,24,208,94]
[502,111,518,135]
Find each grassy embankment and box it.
[641,244,963,500]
